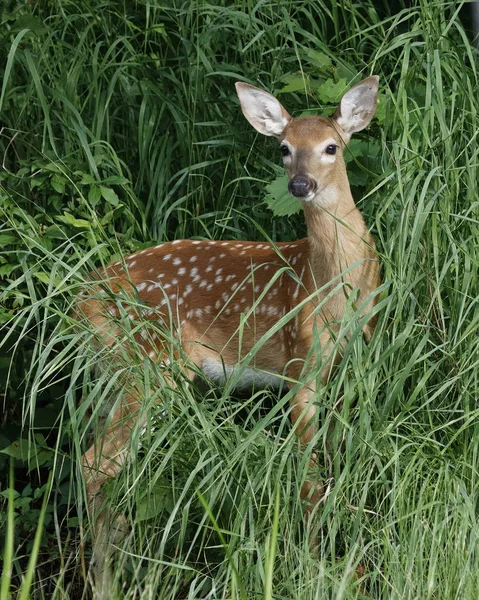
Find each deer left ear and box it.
[333,76,379,141]
[235,82,291,138]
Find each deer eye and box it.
[325,144,337,155]
[280,144,290,157]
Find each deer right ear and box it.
[235,83,291,138]
[333,76,379,142]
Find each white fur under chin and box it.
[201,359,284,389]
[301,184,337,208]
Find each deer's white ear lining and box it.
[236,84,290,137]
[334,77,379,136]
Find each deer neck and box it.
[302,176,376,297]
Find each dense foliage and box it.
[0,0,478,598]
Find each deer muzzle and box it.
[288,174,317,198]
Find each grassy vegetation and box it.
[0,0,478,598]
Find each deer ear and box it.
[333,76,379,141]
[235,82,291,138]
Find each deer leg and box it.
[288,382,325,551]
[82,389,144,598]
[82,351,198,598]
[289,385,324,504]
[83,393,142,496]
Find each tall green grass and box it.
[1,0,478,598]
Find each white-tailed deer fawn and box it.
[79,76,381,593]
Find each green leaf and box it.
[316,78,348,104]
[34,271,57,285]
[11,15,47,36]
[0,233,18,245]
[44,225,66,239]
[335,63,357,81]
[137,477,174,521]
[347,168,369,187]
[51,174,66,194]
[150,23,166,35]
[41,163,62,173]
[0,489,20,500]
[0,439,31,461]
[77,172,96,185]
[88,185,102,206]
[344,139,380,163]
[0,264,16,277]
[28,450,54,471]
[100,186,120,206]
[101,208,121,226]
[0,309,14,323]
[375,92,388,123]
[102,176,130,186]
[264,175,302,217]
[29,175,48,189]
[278,74,309,94]
[57,213,91,228]
[304,49,332,71]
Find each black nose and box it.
[288,175,315,198]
